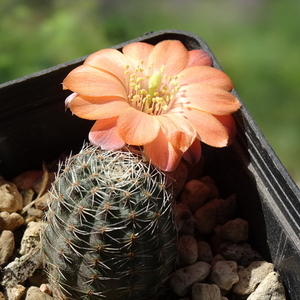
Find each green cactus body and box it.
[42,144,177,300]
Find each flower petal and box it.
[178,66,234,90]
[122,42,154,67]
[183,139,202,164]
[174,109,235,147]
[148,40,189,76]
[155,114,197,152]
[186,49,212,67]
[84,48,130,86]
[63,65,127,98]
[68,95,130,120]
[214,114,237,145]
[176,84,240,115]
[117,107,160,145]
[89,117,125,150]
[143,129,182,172]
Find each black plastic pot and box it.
[0,30,299,299]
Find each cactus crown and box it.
[42,144,177,300]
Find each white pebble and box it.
[232,261,274,295]
[211,260,239,291]
[247,272,286,300]
[19,221,44,255]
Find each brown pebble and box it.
[0,230,15,265]
[0,211,24,231]
[193,199,225,234]
[219,218,249,243]
[0,181,23,213]
[180,179,213,212]
[12,170,44,190]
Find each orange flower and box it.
[63,40,240,171]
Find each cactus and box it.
[42,144,177,300]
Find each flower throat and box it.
[125,60,181,115]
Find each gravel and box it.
[0,158,286,300]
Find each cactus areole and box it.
[42,144,177,299]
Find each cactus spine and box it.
[42,144,177,299]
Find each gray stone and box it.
[219,242,263,266]
[169,261,211,297]
[179,235,198,265]
[197,241,213,263]
[192,283,222,300]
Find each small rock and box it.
[211,254,225,267]
[0,291,5,300]
[25,286,54,300]
[0,211,24,231]
[192,283,222,300]
[27,207,44,219]
[35,192,50,211]
[217,194,237,225]
[220,242,263,266]
[179,235,198,265]
[219,218,249,243]
[198,176,219,199]
[0,230,15,265]
[39,284,52,296]
[19,221,43,255]
[33,172,55,194]
[174,202,196,235]
[193,199,225,234]
[0,181,23,213]
[4,284,26,300]
[180,179,212,212]
[232,261,274,295]
[197,241,213,263]
[169,261,211,297]
[247,272,286,300]
[211,260,239,291]
[12,170,44,191]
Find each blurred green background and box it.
[1,0,299,185]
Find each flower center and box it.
[125,61,181,115]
